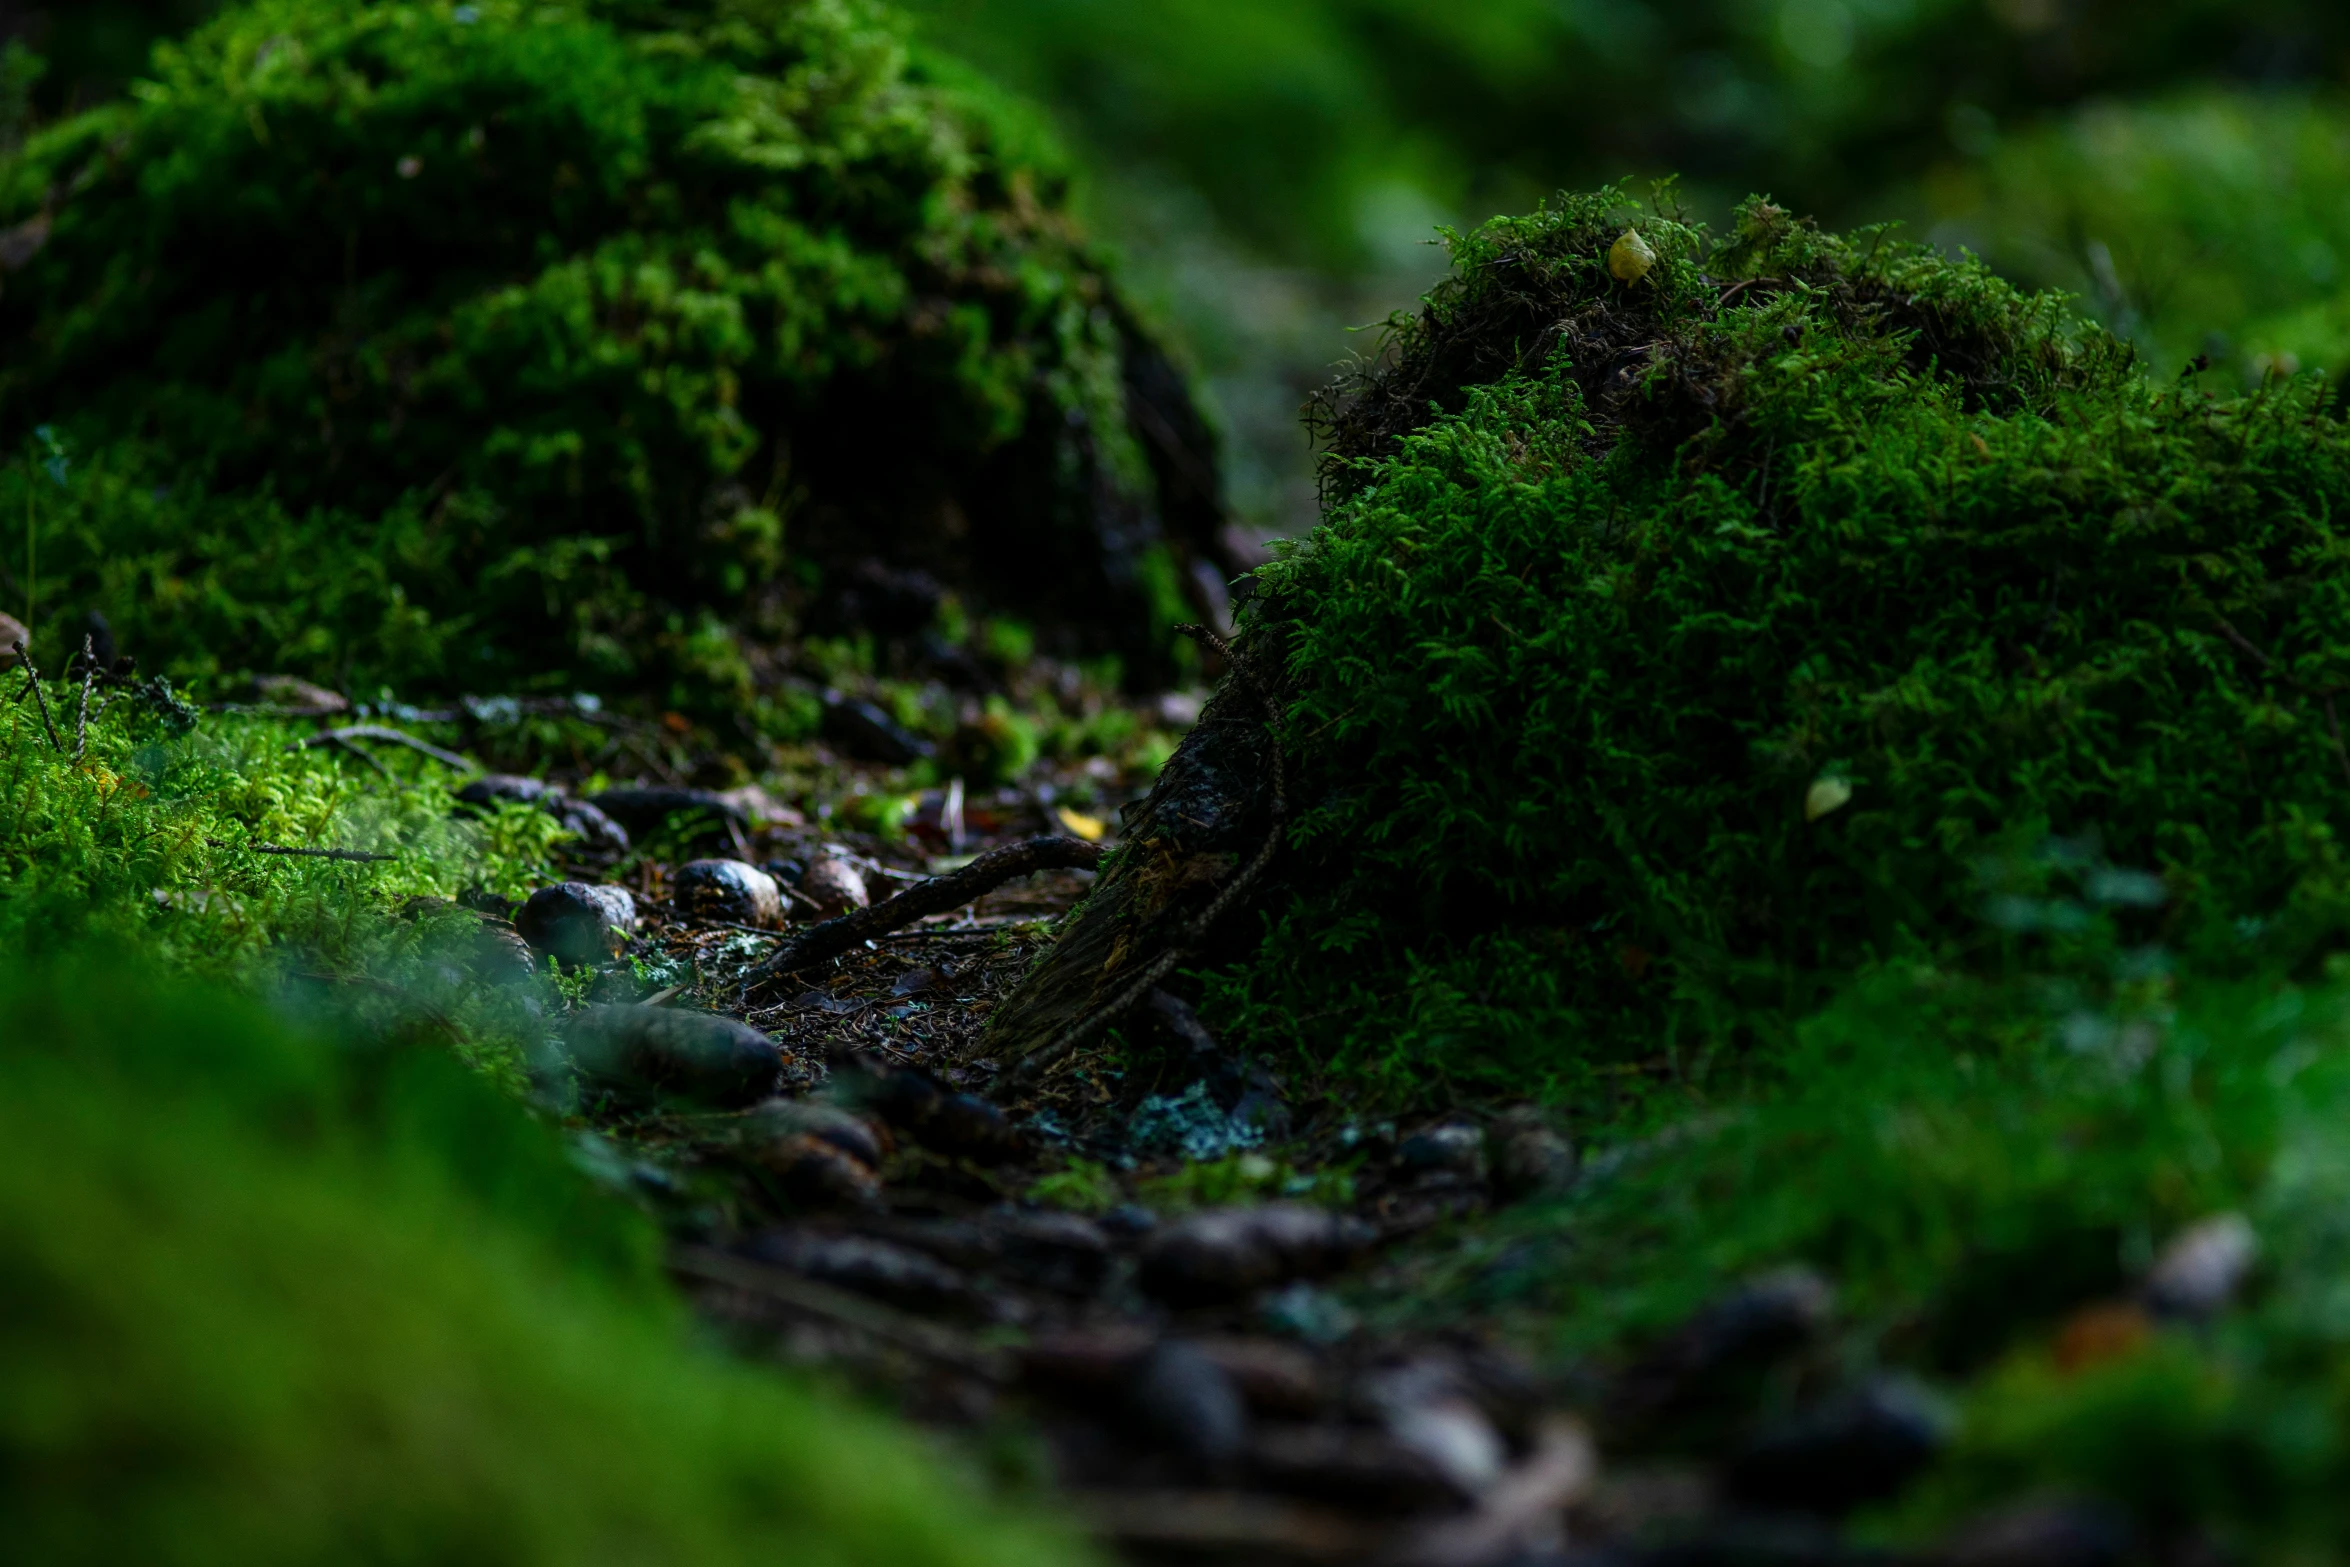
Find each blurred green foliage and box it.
[1416,961,2350,1555]
[1218,188,2350,1103]
[0,953,1090,1566]
[909,0,2350,269]
[1921,90,2350,383]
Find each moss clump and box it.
[0,0,1223,707]
[1209,186,2350,1102]
[0,952,1091,1565]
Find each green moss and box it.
[1219,186,2350,1104]
[0,0,1214,705]
[0,953,1090,1566]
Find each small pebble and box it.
[1387,1393,1508,1496]
[1398,1121,1487,1181]
[467,920,539,985]
[514,882,637,965]
[672,858,783,927]
[798,854,869,920]
[552,797,631,857]
[566,1004,781,1107]
[1019,1326,1155,1391]
[741,1100,889,1168]
[1610,1265,1835,1424]
[1139,1203,1375,1305]
[1244,1422,1464,1509]
[1192,1337,1327,1416]
[1129,1340,1248,1470]
[746,1229,978,1314]
[755,1134,882,1209]
[1723,1376,1950,1515]
[583,786,747,837]
[821,690,934,765]
[1259,1281,1359,1344]
[1938,1500,2134,1567]
[1488,1106,1577,1201]
[856,1064,1025,1164]
[2144,1212,2256,1319]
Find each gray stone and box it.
[514,882,637,965]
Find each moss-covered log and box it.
[992,187,2350,1103]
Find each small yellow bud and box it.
[1805,776,1854,822]
[1608,228,1657,285]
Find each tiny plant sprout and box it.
[1608,227,1657,285]
[1805,776,1854,822]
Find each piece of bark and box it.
[982,678,1279,1064]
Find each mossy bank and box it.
[996,186,2350,1105]
[0,0,1230,712]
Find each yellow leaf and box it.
[1805,777,1854,822]
[1055,805,1106,842]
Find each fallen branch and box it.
[207,838,397,863]
[296,724,474,771]
[740,833,1102,996]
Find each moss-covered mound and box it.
[0,953,1088,1565]
[999,187,2350,1102]
[0,0,1224,707]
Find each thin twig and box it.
[11,640,61,752]
[741,834,1103,998]
[70,634,94,763]
[206,838,398,863]
[328,734,393,778]
[297,724,474,770]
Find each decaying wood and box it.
[988,624,1288,1074]
[739,833,1104,994]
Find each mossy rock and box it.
[0,0,1226,705]
[992,186,2350,1103]
[0,953,1089,1565]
